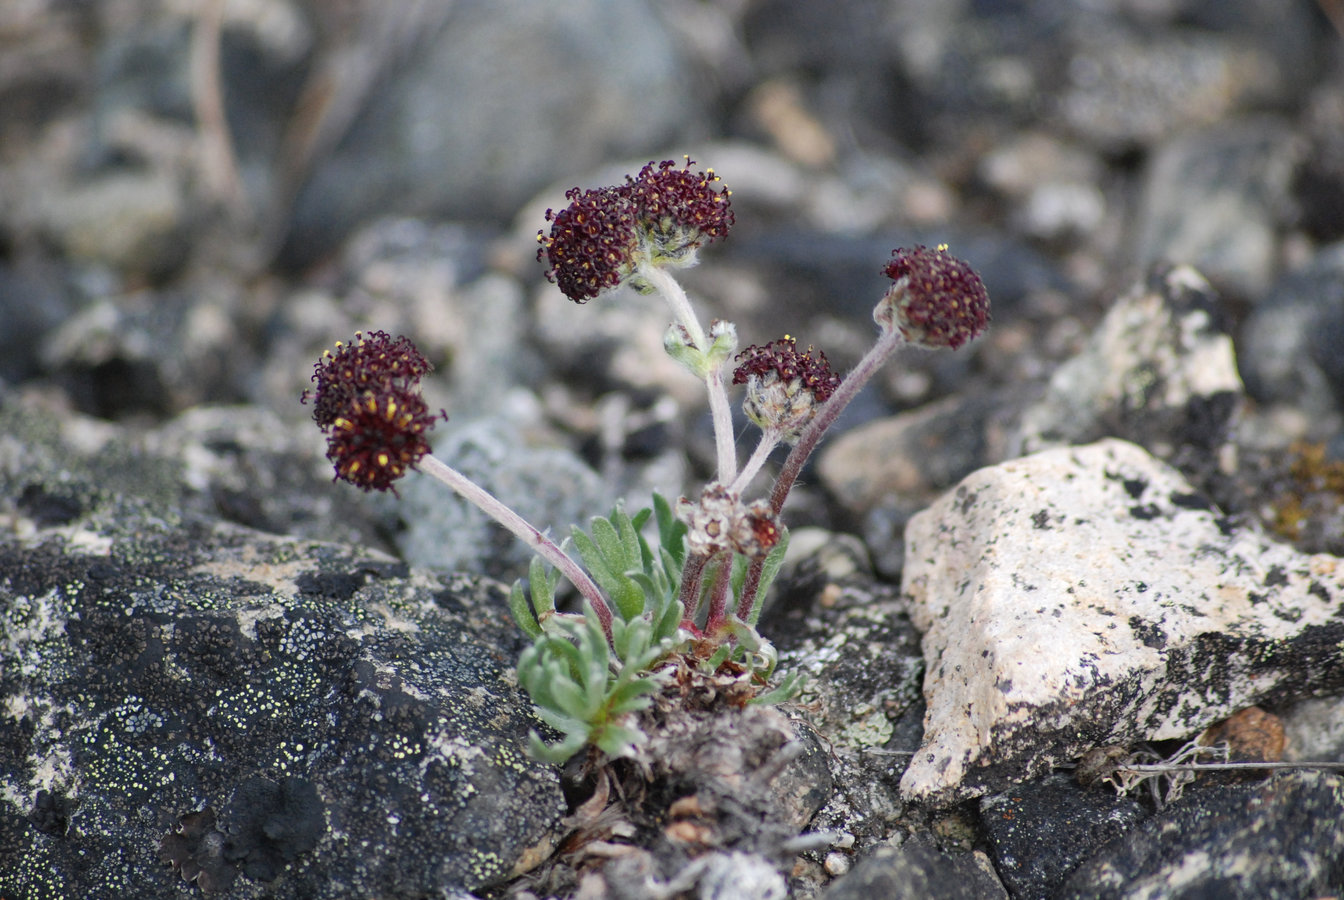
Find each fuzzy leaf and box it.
[750,669,806,706]
[653,491,687,569]
[508,579,542,639]
[592,722,647,759]
[528,728,591,765]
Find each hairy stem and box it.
[729,428,783,496]
[417,454,613,638]
[640,263,738,483]
[677,551,711,629]
[704,553,734,634]
[768,328,904,514]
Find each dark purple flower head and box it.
[876,245,990,350]
[536,186,639,303]
[303,331,442,492]
[536,158,732,302]
[732,336,840,442]
[326,387,439,493]
[624,158,733,264]
[303,330,432,429]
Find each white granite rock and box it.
[899,438,1344,804]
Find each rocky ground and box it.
[3,1,1344,898]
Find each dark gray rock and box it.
[1239,242,1344,436]
[0,411,564,898]
[979,773,1148,900]
[283,0,703,263]
[1059,772,1344,900]
[820,833,1007,900]
[1133,118,1300,299]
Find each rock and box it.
[0,410,565,898]
[1133,118,1300,299]
[899,438,1344,805]
[1011,264,1242,480]
[393,416,612,580]
[978,132,1106,242]
[764,534,925,849]
[1059,772,1344,900]
[820,833,1008,900]
[1058,31,1287,152]
[979,773,1148,900]
[1238,241,1344,439]
[284,0,702,263]
[818,388,1013,517]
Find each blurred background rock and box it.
[1,0,1341,571]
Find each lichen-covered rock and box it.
[0,464,563,897]
[900,438,1344,805]
[1058,771,1344,900]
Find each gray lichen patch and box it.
[0,466,563,898]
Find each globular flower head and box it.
[303,331,442,493]
[326,387,439,493]
[732,336,841,442]
[536,186,640,303]
[536,158,733,303]
[875,244,990,350]
[624,158,733,267]
[304,330,433,429]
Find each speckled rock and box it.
[1011,264,1242,472]
[900,438,1344,805]
[763,534,925,847]
[0,438,564,897]
[1059,771,1344,900]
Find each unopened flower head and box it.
[732,336,841,442]
[875,244,990,350]
[676,484,781,560]
[537,158,732,303]
[327,387,439,492]
[304,331,442,492]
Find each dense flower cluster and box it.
[537,158,733,303]
[876,245,991,350]
[535,186,640,303]
[304,330,432,429]
[732,336,841,441]
[303,331,440,492]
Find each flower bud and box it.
[875,244,990,350]
[732,336,840,443]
